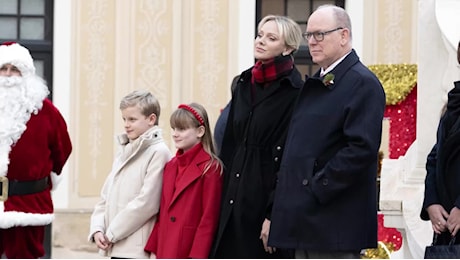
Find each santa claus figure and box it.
[0,42,72,258]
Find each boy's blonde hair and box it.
[120,90,161,125]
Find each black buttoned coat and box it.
[268,50,385,251]
[421,81,460,244]
[210,65,303,258]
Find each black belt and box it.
[0,176,50,201]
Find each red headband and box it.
[178,104,204,125]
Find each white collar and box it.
[320,50,352,76]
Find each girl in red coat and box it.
[145,102,223,258]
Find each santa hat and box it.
[0,42,35,77]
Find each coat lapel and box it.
[168,148,210,208]
[307,49,360,90]
[325,49,359,87]
[238,67,302,109]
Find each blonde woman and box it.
[211,15,303,258]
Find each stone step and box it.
[52,209,99,256]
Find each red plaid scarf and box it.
[251,54,294,86]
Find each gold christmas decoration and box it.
[368,64,417,105]
[362,241,392,259]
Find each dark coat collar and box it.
[239,64,304,90]
[309,49,360,90]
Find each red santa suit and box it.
[0,42,72,258]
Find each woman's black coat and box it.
[210,65,303,258]
[421,81,460,243]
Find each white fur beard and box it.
[0,76,23,88]
[0,76,49,177]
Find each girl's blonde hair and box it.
[170,102,223,175]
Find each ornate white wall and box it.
[380,0,460,258]
[52,0,72,208]
[51,3,460,258]
[51,0,255,208]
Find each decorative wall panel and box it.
[70,0,232,206]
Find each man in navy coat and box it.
[268,4,385,258]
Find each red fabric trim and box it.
[1,41,17,46]
[384,84,417,159]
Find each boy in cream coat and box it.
[89,90,172,258]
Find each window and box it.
[256,0,345,76]
[0,0,54,98]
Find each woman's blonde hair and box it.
[170,102,223,175]
[257,15,303,54]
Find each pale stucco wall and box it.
[53,0,422,211]
[53,0,255,208]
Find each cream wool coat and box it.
[89,126,172,258]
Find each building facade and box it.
[1,0,459,258]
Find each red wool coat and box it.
[145,143,222,258]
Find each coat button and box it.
[229,199,234,204]
[276,146,282,151]
[274,157,279,162]
[322,179,328,185]
[170,216,176,222]
[235,173,240,178]
[302,179,309,186]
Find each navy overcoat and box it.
[269,50,385,251]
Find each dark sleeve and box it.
[265,184,275,220]
[420,118,443,220]
[219,98,235,190]
[455,197,460,211]
[214,102,231,154]
[219,77,240,167]
[265,141,289,220]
